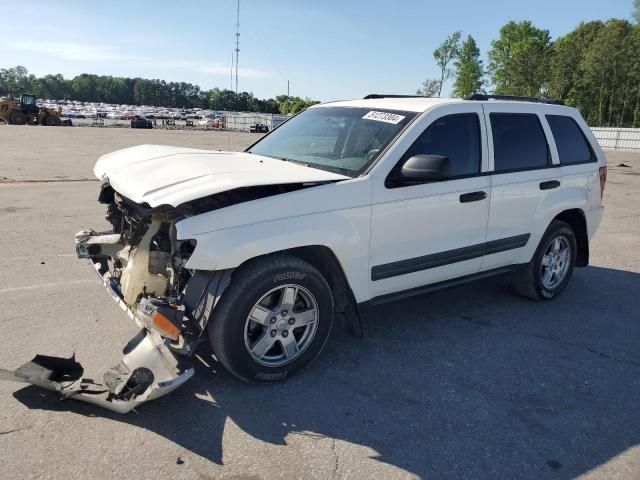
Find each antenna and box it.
[230,51,234,91]
[235,0,240,94]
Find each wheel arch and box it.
[232,245,363,336]
[552,209,589,267]
[283,245,358,314]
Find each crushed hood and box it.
[94,145,349,207]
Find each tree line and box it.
[0,66,318,115]
[419,5,640,127]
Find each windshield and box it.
[248,106,416,176]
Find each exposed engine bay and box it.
[1,180,321,413]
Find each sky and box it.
[0,0,635,101]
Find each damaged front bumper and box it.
[0,330,193,414]
[0,229,198,414]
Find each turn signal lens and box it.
[152,311,181,340]
[599,166,607,200]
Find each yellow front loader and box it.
[0,94,71,126]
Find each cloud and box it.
[200,64,271,78]
[150,60,272,78]
[3,41,272,78]
[5,41,145,62]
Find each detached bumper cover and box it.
[0,330,193,414]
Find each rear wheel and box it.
[9,111,27,125]
[208,254,334,383]
[512,220,577,300]
[44,115,62,126]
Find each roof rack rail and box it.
[363,94,425,99]
[464,94,564,105]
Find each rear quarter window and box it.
[546,115,595,164]
[490,113,550,172]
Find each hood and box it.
[94,144,349,207]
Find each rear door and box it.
[481,104,561,271]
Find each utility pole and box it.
[287,80,290,97]
[235,0,240,94]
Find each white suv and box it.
[4,94,607,413]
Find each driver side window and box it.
[402,113,481,178]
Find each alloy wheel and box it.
[244,284,319,367]
[540,235,571,289]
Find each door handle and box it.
[459,191,487,203]
[540,180,560,190]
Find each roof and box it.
[312,96,572,114]
[313,97,465,113]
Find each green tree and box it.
[452,35,485,97]
[274,95,318,114]
[580,19,637,126]
[633,0,640,23]
[547,21,604,102]
[629,23,640,126]
[0,65,318,113]
[289,98,308,114]
[488,21,551,96]
[0,66,31,95]
[416,79,441,97]
[433,31,461,96]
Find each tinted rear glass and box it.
[546,115,594,164]
[490,113,549,172]
[403,113,481,177]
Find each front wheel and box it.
[9,111,27,125]
[512,220,577,300]
[208,254,334,383]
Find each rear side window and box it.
[403,113,481,177]
[546,115,595,164]
[490,113,549,172]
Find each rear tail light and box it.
[599,166,607,200]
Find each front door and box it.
[369,104,491,298]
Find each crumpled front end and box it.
[1,183,229,413]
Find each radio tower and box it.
[234,0,240,94]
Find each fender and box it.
[522,183,592,263]
[176,178,373,302]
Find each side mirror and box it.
[388,154,451,186]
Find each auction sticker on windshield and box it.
[362,111,406,124]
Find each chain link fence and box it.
[223,112,290,132]
[591,127,640,151]
[63,111,291,132]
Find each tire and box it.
[512,220,577,301]
[208,254,334,383]
[9,111,27,125]
[44,116,62,126]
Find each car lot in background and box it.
[0,126,639,479]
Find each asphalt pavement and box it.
[0,126,639,479]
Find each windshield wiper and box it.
[282,157,310,167]
[305,152,340,159]
[249,152,353,176]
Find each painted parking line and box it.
[0,279,96,294]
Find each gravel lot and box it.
[0,125,639,480]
